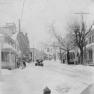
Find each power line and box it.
[73,12,89,23]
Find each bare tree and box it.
[70,21,94,64]
[49,23,75,64]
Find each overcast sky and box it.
[0,0,94,48]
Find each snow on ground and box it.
[0,60,94,94]
[81,84,94,94]
[1,66,66,94]
[44,60,94,83]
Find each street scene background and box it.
[0,0,94,94]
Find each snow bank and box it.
[1,61,94,94]
[81,84,94,94]
[1,69,12,75]
[43,61,94,94]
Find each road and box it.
[1,61,94,94]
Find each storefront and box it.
[1,48,18,69]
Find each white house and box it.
[43,45,60,60]
[30,48,47,62]
[85,28,94,64]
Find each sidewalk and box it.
[81,84,94,94]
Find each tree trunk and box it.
[80,48,83,64]
[67,50,70,64]
[59,48,62,63]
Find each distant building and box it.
[43,46,59,60]
[0,23,19,69]
[30,48,47,62]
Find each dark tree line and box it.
[50,20,94,64]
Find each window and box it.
[1,52,9,62]
[89,49,93,62]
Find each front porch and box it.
[85,43,94,65]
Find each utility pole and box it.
[17,0,26,61]
[73,12,89,34]
[18,0,26,33]
[21,0,26,23]
[73,12,89,24]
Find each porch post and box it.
[0,34,3,80]
[93,47,94,64]
[9,51,12,69]
[0,42,1,71]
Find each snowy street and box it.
[1,60,94,94]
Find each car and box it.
[35,59,44,66]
